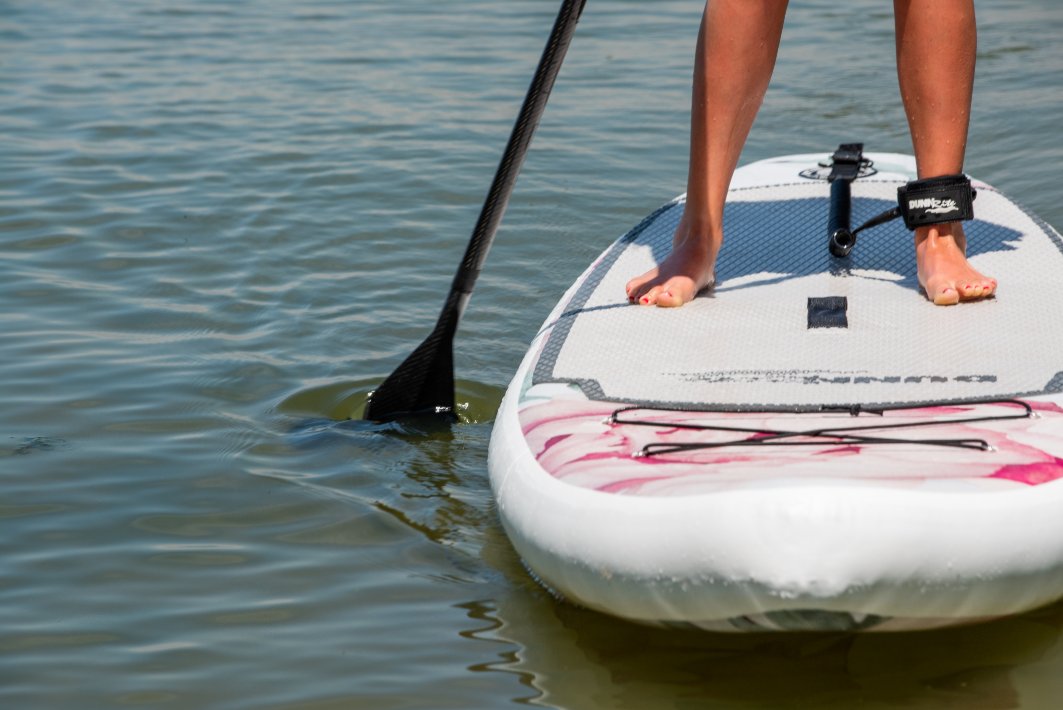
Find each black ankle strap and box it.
[897,174,976,230]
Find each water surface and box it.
[3,1,1063,707]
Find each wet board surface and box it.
[488,152,1063,632]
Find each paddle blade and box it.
[363,316,457,422]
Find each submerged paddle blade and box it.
[364,310,458,422]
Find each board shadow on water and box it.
[464,576,1063,709]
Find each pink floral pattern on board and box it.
[519,398,1063,496]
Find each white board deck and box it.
[535,154,1062,408]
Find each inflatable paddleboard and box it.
[488,149,1063,632]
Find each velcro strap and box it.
[828,143,864,182]
[896,174,975,230]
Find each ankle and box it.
[916,221,963,245]
[675,215,722,247]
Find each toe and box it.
[626,270,660,303]
[627,281,651,304]
[932,285,960,306]
[656,290,683,308]
[958,277,997,301]
[638,285,663,306]
[655,280,698,308]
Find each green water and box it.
[3,0,1063,707]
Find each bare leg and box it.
[895,0,996,305]
[626,0,789,307]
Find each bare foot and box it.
[915,222,996,305]
[625,213,720,308]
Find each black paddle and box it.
[364,0,588,423]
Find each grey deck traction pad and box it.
[533,180,1063,409]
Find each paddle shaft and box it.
[450,0,587,319]
[364,0,587,422]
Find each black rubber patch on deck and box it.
[807,296,848,329]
